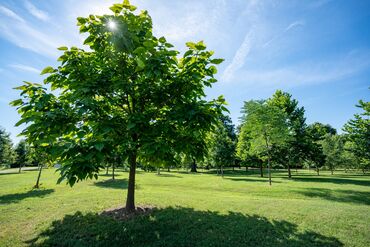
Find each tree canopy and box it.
[11,0,226,211]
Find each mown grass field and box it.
[0,167,369,246]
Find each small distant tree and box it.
[343,99,370,174]
[321,134,345,175]
[239,100,290,185]
[11,1,225,212]
[14,140,31,173]
[0,127,15,167]
[209,115,236,177]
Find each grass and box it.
[0,168,369,246]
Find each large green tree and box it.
[14,140,31,173]
[321,134,345,175]
[343,99,370,173]
[238,100,289,185]
[267,90,307,178]
[11,1,225,212]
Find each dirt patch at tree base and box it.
[101,205,156,221]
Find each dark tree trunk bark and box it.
[260,163,263,177]
[18,164,22,174]
[112,163,115,180]
[362,168,365,174]
[331,169,333,175]
[316,167,320,176]
[232,166,234,171]
[34,164,43,188]
[167,167,170,172]
[245,166,248,172]
[157,168,160,175]
[106,166,109,175]
[126,152,137,213]
[221,166,224,178]
[190,159,197,172]
[267,157,272,186]
[287,163,291,178]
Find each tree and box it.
[209,115,236,177]
[0,127,15,166]
[343,99,370,173]
[11,1,225,212]
[14,140,31,173]
[267,90,308,178]
[321,134,345,175]
[239,100,290,185]
[306,122,337,175]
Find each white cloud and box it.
[222,30,254,82]
[0,5,25,22]
[24,0,50,21]
[9,64,40,74]
[237,51,370,89]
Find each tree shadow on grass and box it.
[93,179,128,190]
[0,189,54,205]
[298,188,370,206]
[288,176,370,187]
[27,206,343,247]
[226,177,282,183]
[156,173,183,178]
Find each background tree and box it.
[209,115,236,177]
[0,127,15,167]
[343,99,370,174]
[239,100,290,185]
[14,140,31,173]
[11,1,225,212]
[267,90,308,178]
[321,134,345,175]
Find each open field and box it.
[0,168,369,246]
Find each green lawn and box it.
[0,168,369,246]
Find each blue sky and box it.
[0,0,369,143]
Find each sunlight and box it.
[108,20,116,30]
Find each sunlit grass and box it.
[0,168,369,246]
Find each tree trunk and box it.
[362,168,365,174]
[18,164,22,173]
[316,167,320,176]
[167,167,170,172]
[112,163,115,180]
[157,168,160,175]
[34,164,43,188]
[245,166,248,172]
[106,166,109,175]
[232,166,234,171]
[221,166,224,178]
[331,169,333,175]
[260,163,263,177]
[295,163,298,173]
[267,157,272,186]
[126,152,137,213]
[190,159,197,172]
[287,163,291,178]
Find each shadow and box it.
[226,177,282,183]
[156,174,183,178]
[27,206,342,247]
[298,188,370,206]
[99,174,122,178]
[93,179,128,190]
[288,176,370,187]
[0,189,55,205]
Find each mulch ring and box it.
[101,205,156,221]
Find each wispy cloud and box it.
[0,5,25,22]
[222,30,254,82]
[24,0,50,21]
[263,20,305,48]
[237,50,370,89]
[9,64,40,74]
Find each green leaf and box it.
[185,42,196,49]
[40,66,55,75]
[58,46,68,51]
[210,58,224,64]
[9,99,23,106]
[94,143,104,151]
[195,41,206,50]
[109,4,123,14]
[136,57,145,70]
[69,176,77,187]
[77,17,86,25]
[159,37,166,43]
